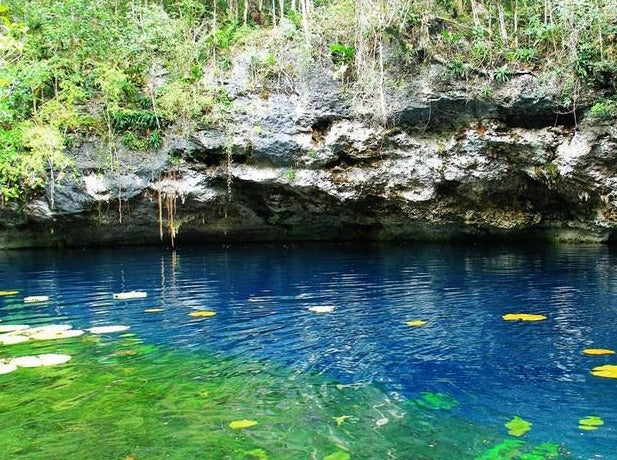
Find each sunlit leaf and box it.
[24,295,50,303]
[31,329,85,341]
[502,313,547,322]
[405,320,427,327]
[0,334,29,345]
[0,290,18,296]
[591,364,617,379]
[582,348,615,356]
[229,419,258,429]
[578,416,604,431]
[333,415,351,426]
[88,326,130,334]
[113,291,147,300]
[144,308,165,313]
[308,306,335,313]
[505,416,532,437]
[0,362,17,375]
[188,311,216,318]
[323,451,350,460]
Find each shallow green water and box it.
[0,333,566,459]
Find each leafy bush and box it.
[329,43,355,66]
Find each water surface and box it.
[1,243,616,459]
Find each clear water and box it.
[1,243,616,459]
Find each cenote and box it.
[1,243,617,459]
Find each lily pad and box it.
[583,348,615,356]
[229,419,258,429]
[88,326,130,334]
[0,290,18,296]
[188,311,216,318]
[25,325,73,335]
[0,325,30,333]
[113,291,147,300]
[24,296,50,303]
[0,362,18,375]
[416,392,458,410]
[308,306,335,313]
[144,308,165,313]
[323,451,350,460]
[405,320,427,327]
[333,415,351,426]
[502,313,547,322]
[578,415,604,431]
[30,329,85,341]
[0,334,29,345]
[505,416,532,437]
[11,354,72,368]
[591,364,617,379]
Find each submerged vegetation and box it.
[0,0,616,202]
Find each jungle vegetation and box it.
[0,0,615,203]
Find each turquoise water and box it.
[1,243,616,458]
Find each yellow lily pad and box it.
[0,334,29,345]
[591,364,617,379]
[578,416,604,431]
[583,348,615,356]
[30,329,85,341]
[333,415,351,426]
[406,320,427,327]
[188,311,216,318]
[11,353,72,368]
[502,313,547,322]
[229,419,258,429]
[505,416,532,437]
[144,308,165,313]
[0,290,18,296]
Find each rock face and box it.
[1,64,616,248]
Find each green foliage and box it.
[494,66,513,84]
[589,99,617,120]
[112,109,159,131]
[329,43,355,66]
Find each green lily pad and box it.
[323,451,350,460]
[579,415,604,431]
[505,416,532,437]
[416,392,458,410]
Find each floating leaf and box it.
[88,326,130,334]
[578,415,604,431]
[375,417,388,426]
[308,306,335,313]
[30,329,84,341]
[229,419,258,429]
[323,451,350,460]
[0,325,30,333]
[0,362,17,375]
[591,364,617,379]
[188,311,216,318]
[526,442,561,458]
[24,295,50,303]
[244,448,268,459]
[113,291,147,300]
[583,348,615,356]
[11,354,71,368]
[0,334,29,345]
[416,392,458,410]
[505,416,532,437]
[144,308,165,313]
[405,320,427,327]
[333,415,351,426]
[502,313,547,322]
[0,290,18,296]
[25,325,72,335]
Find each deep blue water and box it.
[2,243,617,458]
